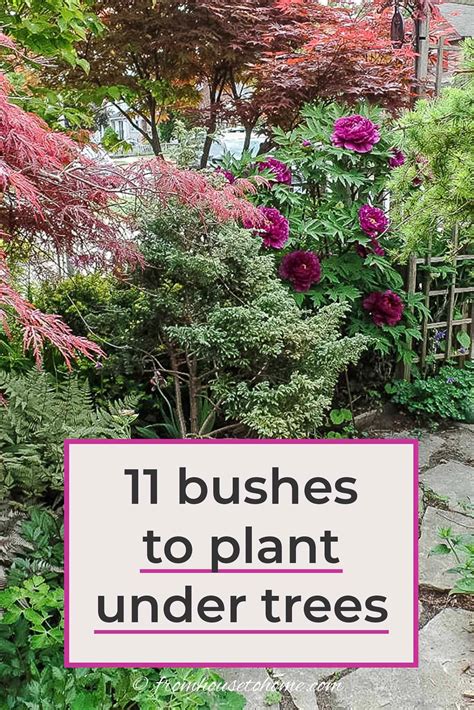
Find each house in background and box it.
[95,103,154,156]
[95,101,263,161]
[439,0,474,40]
[424,0,474,93]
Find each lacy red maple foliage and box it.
[252,0,416,128]
[0,37,263,366]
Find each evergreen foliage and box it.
[390,41,474,259]
[131,205,368,438]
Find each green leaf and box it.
[0,637,17,655]
[30,634,51,649]
[429,543,451,556]
[329,408,352,425]
[71,693,100,710]
[451,577,474,595]
[456,331,471,350]
[24,609,45,626]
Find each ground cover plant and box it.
[431,526,474,596]
[389,362,474,423]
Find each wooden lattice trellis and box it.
[403,227,474,380]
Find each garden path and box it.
[219,424,474,710]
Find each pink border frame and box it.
[64,438,419,669]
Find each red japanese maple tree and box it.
[247,0,416,131]
[51,0,420,166]
[0,34,263,366]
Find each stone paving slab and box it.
[417,434,446,470]
[217,668,277,709]
[220,427,473,709]
[330,609,473,709]
[421,462,473,513]
[270,668,337,709]
[445,426,473,465]
[419,507,474,591]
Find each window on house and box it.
[112,120,124,140]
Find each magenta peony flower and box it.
[370,238,385,257]
[331,115,380,153]
[355,238,385,258]
[389,149,405,168]
[243,206,289,249]
[359,204,389,239]
[355,242,369,258]
[215,166,236,184]
[257,157,292,185]
[363,290,404,326]
[279,250,321,292]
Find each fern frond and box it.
[0,370,136,498]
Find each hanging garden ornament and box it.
[391,0,405,46]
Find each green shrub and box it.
[132,205,368,437]
[390,41,474,260]
[33,274,147,410]
[389,362,474,421]
[34,205,368,438]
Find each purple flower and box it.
[434,329,446,342]
[215,167,236,184]
[331,115,380,153]
[279,251,321,292]
[355,238,385,258]
[243,206,289,249]
[370,237,385,256]
[389,149,405,168]
[302,139,312,148]
[257,157,292,185]
[359,204,389,239]
[355,243,369,258]
[363,290,404,326]
[446,376,456,384]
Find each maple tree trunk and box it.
[200,78,217,168]
[200,68,228,168]
[149,121,163,157]
[242,124,253,155]
[200,130,214,169]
